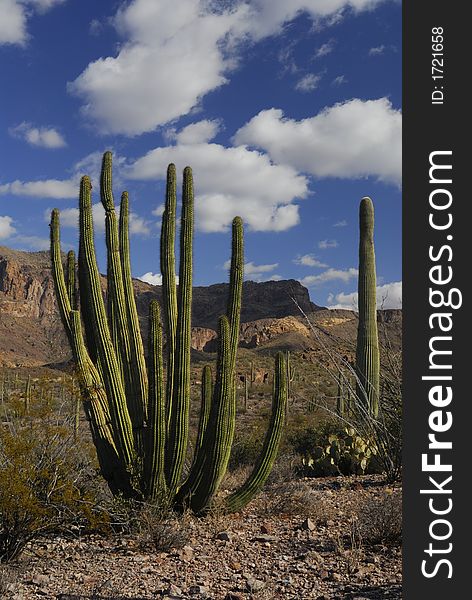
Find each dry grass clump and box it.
[139,507,190,553]
[267,481,335,524]
[356,489,402,546]
[0,564,18,596]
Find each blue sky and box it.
[0,0,401,310]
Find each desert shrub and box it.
[228,422,269,471]
[102,496,190,553]
[266,452,297,484]
[269,481,334,523]
[138,504,190,552]
[356,490,402,546]
[0,421,105,562]
[0,564,17,596]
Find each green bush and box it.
[0,421,105,562]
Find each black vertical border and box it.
[403,2,467,597]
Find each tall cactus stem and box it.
[161,164,178,428]
[66,250,76,309]
[144,300,167,500]
[165,166,194,493]
[225,352,287,513]
[355,197,380,418]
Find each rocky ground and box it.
[1,476,402,600]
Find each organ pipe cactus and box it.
[355,197,380,418]
[49,151,286,513]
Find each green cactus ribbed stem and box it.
[69,310,133,496]
[188,316,235,514]
[24,375,31,414]
[161,164,178,428]
[66,250,76,309]
[227,217,243,370]
[50,209,73,340]
[176,217,243,509]
[194,365,212,458]
[78,175,135,468]
[50,151,286,512]
[100,154,146,445]
[225,352,287,513]
[119,191,149,423]
[165,166,194,493]
[101,152,124,356]
[355,197,380,418]
[144,300,166,500]
[50,209,110,423]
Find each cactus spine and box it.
[50,152,286,513]
[355,197,380,418]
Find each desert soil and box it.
[2,476,402,600]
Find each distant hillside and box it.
[1,245,328,368]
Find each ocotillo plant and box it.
[336,374,345,417]
[355,197,380,418]
[50,151,286,514]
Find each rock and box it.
[189,584,208,595]
[306,550,322,563]
[224,593,243,600]
[252,534,277,543]
[260,522,272,534]
[31,574,49,586]
[319,570,330,580]
[301,517,316,531]
[191,327,217,351]
[180,545,194,561]
[246,577,265,592]
[330,572,342,582]
[216,531,232,542]
[229,561,242,571]
[165,584,183,596]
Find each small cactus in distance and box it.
[355,197,380,418]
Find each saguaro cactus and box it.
[355,197,380,418]
[50,151,286,513]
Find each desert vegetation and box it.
[0,153,402,598]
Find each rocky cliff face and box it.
[0,246,322,367]
[0,248,57,320]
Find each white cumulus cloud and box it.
[9,122,67,148]
[369,44,385,56]
[293,254,328,268]
[0,179,77,199]
[0,215,16,240]
[223,259,280,281]
[0,0,66,45]
[314,39,336,58]
[300,267,358,286]
[234,98,402,185]
[240,1,390,40]
[11,235,50,251]
[295,73,322,92]
[168,120,222,145]
[68,0,393,135]
[68,0,250,135]
[328,280,402,310]
[138,272,162,286]
[128,139,308,233]
[0,151,126,200]
[318,239,338,249]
